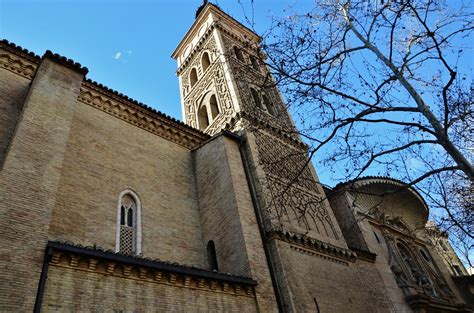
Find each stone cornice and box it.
[268,228,357,263]
[0,39,39,79]
[349,246,377,263]
[79,80,209,149]
[46,241,256,297]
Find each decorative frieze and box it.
[78,81,209,149]
[45,241,256,298]
[268,228,357,263]
[0,40,39,79]
[290,245,350,266]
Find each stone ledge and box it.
[349,246,377,263]
[46,241,257,297]
[268,228,357,262]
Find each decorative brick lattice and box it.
[220,33,295,132]
[255,131,316,192]
[266,177,338,239]
[119,226,135,255]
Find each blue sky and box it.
[2,0,341,178]
[0,0,301,119]
[2,0,470,188]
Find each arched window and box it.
[250,55,260,71]
[116,190,142,255]
[198,105,210,130]
[234,46,244,62]
[207,240,218,271]
[201,52,211,72]
[190,68,198,88]
[250,88,262,109]
[262,94,276,116]
[209,94,219,119]
[397,242,433,290]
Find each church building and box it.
[0,2,471,312]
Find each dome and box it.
[335,177,429,231]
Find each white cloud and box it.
[113,52,122,60]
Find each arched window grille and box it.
[190,68,198,88]
[234,46,244,62]
[116,190,141,255]
[207,240,218,271]
[201,52,211,72]
[209,94,219,119]
[198,105,210,130]
[250,88,262,109]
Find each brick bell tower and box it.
[173,3,355,311]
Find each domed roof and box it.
[335,176,429,231]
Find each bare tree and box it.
[248,0,473,264]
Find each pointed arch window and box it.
[116,190,142,255]
[198,105,210,130]
[234,46,244,62]
[207,240,218,271]
[190,68,198,88]
[201,52,211,72]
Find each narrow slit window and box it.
[207,240,218,272]
[127,208,133,227]
[209,94,219,119]
[190,68,198,88]
[201,52,211,72]
[120,206,125,225]
[198,105,210,130]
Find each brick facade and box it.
[0,3,471,312]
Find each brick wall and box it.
[193,135,278,312]
[0,58,84,310]
[43,264,258,312]
[272,239,394,312]
[0,68,30,165]
[49,102,207,267]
